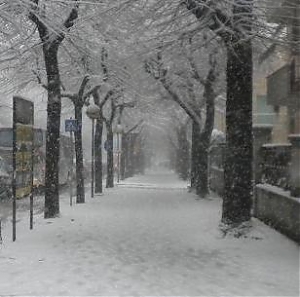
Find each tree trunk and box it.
[185,0,253,224]
[106,125,114,188]
[29,2,79,219]
[222,36,253,224]
[197,75,216,197]
[176,125,190,180]
[192,130,210,197]
[74,105,85,203]
[43,45,61,218]
[95,118,103,193]
[190,121,201,190]
[196,135,210,197]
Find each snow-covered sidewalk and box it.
[0,170,299,296]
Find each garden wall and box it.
[254,184,300,243]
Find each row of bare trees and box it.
[184,0,253,227]
[0,0,143,218]
[0,0,294,232]
[134,0,253,230]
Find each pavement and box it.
[0,169,299,296]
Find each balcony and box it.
[267,64,291,106]
[267,59,300,107]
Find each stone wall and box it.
[254,184,300,243]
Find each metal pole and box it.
[12,189,16,241]
[30,108,34,230]
[117,151,120,183]
[117,133,120,183]
[69,131,73,206]
[12,100,16,242]
[91,119,95,198]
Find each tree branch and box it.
[185,0,232,42]
[162,79,201,125]
[29,0,48,42]
[61,93,77,102]
[187,52,206,85]
[100,90,114,109]
[100,92,118,127]
[145,53,201,125]
[78,75,90,99]
[32,69,48,90]
[109,99,117,123]
[64,6,79,29]
[83,85,101,102]
[101,47,109,81]
[116,101,135,110]
[125,120,144,135]
[57,0,79,44]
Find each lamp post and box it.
[115,123,123,183]
[86,103,101,198]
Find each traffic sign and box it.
[104,140,113,151]
[65,119,78,132]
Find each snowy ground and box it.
[0,170,299,296]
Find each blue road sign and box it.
[104,140,113,151]
[65,119,78,132]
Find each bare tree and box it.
[145,41,220,197]
[29,0,79,218]
[90,87,113,193]
[185,0,254,226]
[61,75,102,203]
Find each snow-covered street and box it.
[0,170,299,296]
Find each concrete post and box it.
[253,125,273,184]
[288,134,300,197]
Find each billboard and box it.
[12,96,34,240]
[13,97,34,198]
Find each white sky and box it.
[0,169,299,296]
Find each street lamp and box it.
[115,123,123,183]
[86,103,101,198]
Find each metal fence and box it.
[208,142,292,194]
[260,144,292,190]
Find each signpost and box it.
[12,96,34,241]
[65,118,77,206]
[104,140,113,152]
[65,118,78,133]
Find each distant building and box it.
[214,1,300,142]
[266,0,300,143]
[253,74,275,127]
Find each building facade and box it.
[266,0,300,143]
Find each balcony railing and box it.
[260,144,292,190]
